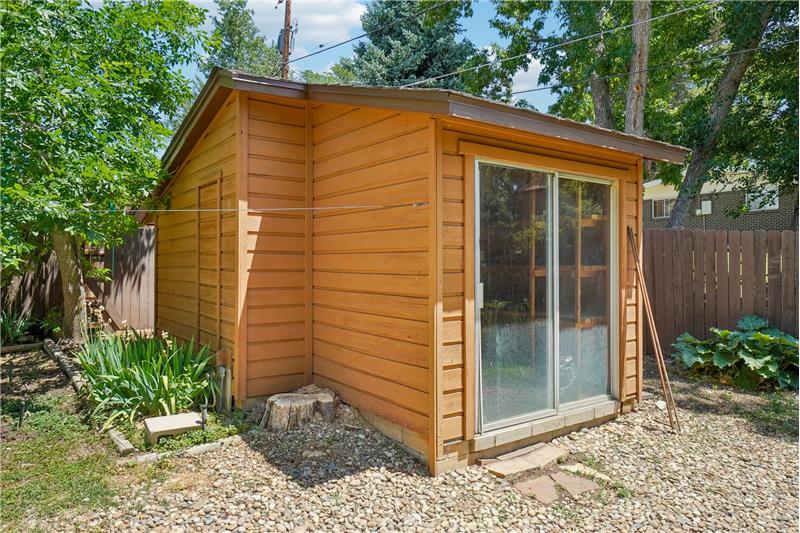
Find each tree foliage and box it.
[200,0,281,78]
[0,0,206,331]
[308,0,476,89]
[438,0,797,218]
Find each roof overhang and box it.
[159,67,690,193]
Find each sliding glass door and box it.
[557,177,613,406]
[476,161,616,432]
[478,163,554,427]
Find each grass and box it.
[728,391,799,438]
[118,410,248,453]
[0,394,117,529]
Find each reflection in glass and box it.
[558,178,611,404]
[479,163,553,425]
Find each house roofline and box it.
[145,68,691,221]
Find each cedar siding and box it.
[155,92,239,366]
[151,73,686,473]
[310,103,433,455]
[242,93,310,398]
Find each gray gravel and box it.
[31,376,798,532]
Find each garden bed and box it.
[41,334,245,459]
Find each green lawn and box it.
[0,394,118,529]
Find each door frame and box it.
[473,156,620,434]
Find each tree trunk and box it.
[52,230,87,341]
[667,3,775,228]
[590,4,614,129]
[590,74,614,129]
[624,0,651,136]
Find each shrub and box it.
[673,315,799,391]
[77,331,219,428]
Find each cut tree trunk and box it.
[667,2,775,228]
[259,392,335,431]
[51,230,87,341]
[624,0,651,136]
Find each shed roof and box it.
[163,67,690,179]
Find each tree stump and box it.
[259,392,335,431]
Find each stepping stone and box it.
[144,412,202,445]
[515,475,560,505]
[485,444,568,478]
[496,442,545,461]
[559,463,612,482]
[550,471,600,498]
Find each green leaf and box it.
[711,349,738,369]
[736,315,769,332]
[732,366,762,390]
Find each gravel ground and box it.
[30,372,798,533]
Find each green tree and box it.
[312,0,476,89]
[667,1,798,226]
[201,0,282,78]
[441,1,797,225]
[299,62,357,85]
[0,0,206,339]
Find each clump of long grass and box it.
[77,330,218,428]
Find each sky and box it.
[187,0,560,110]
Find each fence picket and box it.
[740,231,755,317]
[766,231,782,328]
[703,231,717,335]
[727,230,741,325]
[780,231,796,333]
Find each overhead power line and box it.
[512,40,800,96]
[287,2,447,65]
[401,0,720,88]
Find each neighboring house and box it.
[144,67,689,474]
[643,178,798,230]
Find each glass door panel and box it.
[478,162,553,426]
[557,177,612,405]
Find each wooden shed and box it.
[147,68,689,474]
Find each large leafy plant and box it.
[673,315,799,390]
[77,331,218,428]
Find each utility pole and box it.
[280,0,292,79]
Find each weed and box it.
[611,481,633,498]
[119,411,246,452]
[575,453,602,469]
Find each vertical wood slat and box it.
[692,229,705,336]
[715,231,730,330]
[662,230,676,349]
[753,231,768,318]
[671,229,685,345]
[703,230,717,332]
[642,229,798,352]
[740,231,755,317]
[766,231,782,328]
[643,229,656,354]
[680,230,694,337]
[727,230,741,326]
[652,230,668,349]
[780,230,796,333]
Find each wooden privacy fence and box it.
[4,227,155,331]
[96,226,155,330]
[642,228,798,353]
